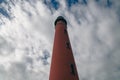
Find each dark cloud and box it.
[41,50,50,65]
[0,36,15,56]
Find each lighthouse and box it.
[49,16,79,80]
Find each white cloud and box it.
[0,0,120,80]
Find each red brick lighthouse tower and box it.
[49,16,79,80]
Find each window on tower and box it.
[66,42,70,49]
[70,63,75,76]
[64,29,67,34]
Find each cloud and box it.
[66,0,120,80]
[0,0,120,80]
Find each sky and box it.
[0,0,120,80]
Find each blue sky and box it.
[0,0,115,18]
[0,0,120,80]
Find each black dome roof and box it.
[54,16,67,26]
